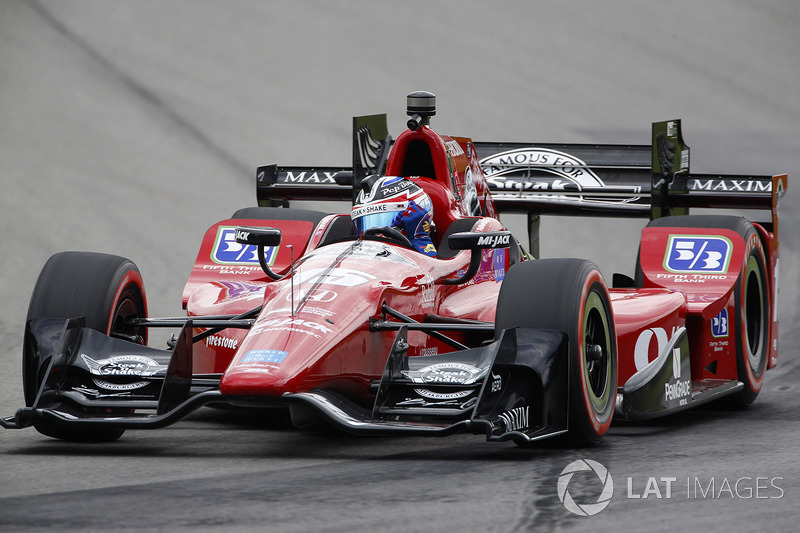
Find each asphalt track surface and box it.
[1,1,799,531]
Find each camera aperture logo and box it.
[557,459,614,516]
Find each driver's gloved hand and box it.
[392,201,437,257]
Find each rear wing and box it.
[256,117,786,223]
[473,119,784,221]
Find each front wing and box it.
[3,318,571,445]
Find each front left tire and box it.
[24,251,148,442]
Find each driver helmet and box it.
[351,176,434,233]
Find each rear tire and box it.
[496,259,617,446]
[24,252,148,442]
[638,215,769,406]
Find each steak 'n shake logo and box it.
[480,147,640,205]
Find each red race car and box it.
[2,92,787,447]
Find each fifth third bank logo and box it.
[557,459,614,516]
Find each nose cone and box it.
[219,313,343,397]
[220,348,292,396]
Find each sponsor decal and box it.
[493,249,506,282]
[413,388,472,400]
[498,405,529,432]
[212,226,277,266]
[444,139,465,157]
[299,306,335,319]
[655,273,730,284]
[665,379,691,403]
[481,147,642,205]
[279,171,339,184]
[218,280,265,300]
[201,264,261,276]
[482,147,602,185]
[291,288,338,303]
[252,317,333,338]
[82,354,167,377]
[205,335,239,350]
[664,235,732,274]
[712,308,729,338]
[419,275,435,309]
[477,233,510,248]
[689,179,771,193]
[558,459,614,516]
[234,228,250,242]
[265,306,335,318]
[634,327,680,371]
[463,166,480,216]
[403,362,485,384]
[491,372,502,393]
[256,317,332,334]
[354,176,411,205]
[665,347,691,405]
[81,354,168,391]
[351,202,404,219]
[241,349,288,364]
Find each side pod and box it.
[617,327,743,420]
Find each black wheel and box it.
[496,259,617,446]
[639,215,769,406]
[363,226,415,249]
[24,252,148,442]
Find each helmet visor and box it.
[352,209,399,233]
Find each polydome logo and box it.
[557,459,614,516]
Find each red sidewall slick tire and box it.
[24,252,148,442]
[735,232,769,405]
[496,259,617,446]
[577,271,616,438]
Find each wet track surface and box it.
[1,1,799,531]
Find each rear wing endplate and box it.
[257,114,391,207]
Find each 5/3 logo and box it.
[212,227,277,266]
[712,308,729,338]
[664,235,732,274]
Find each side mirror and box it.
[235,226,281,247]
[235,226,284,280]
[443,231,512,285]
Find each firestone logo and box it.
[557,459,614,516]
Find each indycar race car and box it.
[2,91,787,447]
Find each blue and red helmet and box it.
[351,176,433,233]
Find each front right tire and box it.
[496,259,617,446]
